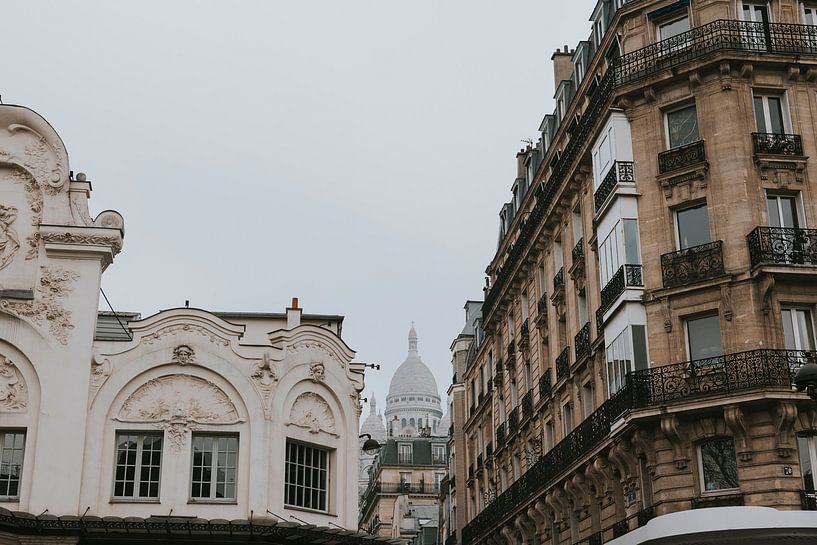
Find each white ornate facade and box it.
[0,104,367,532]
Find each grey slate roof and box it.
[94,311,140,341]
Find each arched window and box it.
[401,418,407,428]
[409,418,415,428]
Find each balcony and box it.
[595,161,635,212]
[378,482,441,495]
[636,505,656,527]
[539,370,552,400]
[802,490,817,510]
[556,347,570,382]
[508,407,519,435]
[574,322,591,361]
[658,140,706,175]
[520,319,530,349]
[522,389,533,420]
[752,132,804,156]
[496,422,506,448]
[507,340,516,362]
[692,493,744,509]
[536,293,548,326]
[747,226,817,267]
[661,240,725,288]
[588,531,603,545]
[598,264,643,320]
[572,238,585,267]
[553,267,565,292]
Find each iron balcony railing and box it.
[752,132,804,155]
[747,226,817,267]
[598,264,643,320]
[575,322,591,361]
[595,160,634,211]
[596,307,605,336]
[661,240,725,288]
[553,266,565,292]
[612,519,630,538]
[496,422,506,448]
[801,490,817,510]
[537,293,548,323]
[636,505,656,527]
[379,482,441,495]
[484,19,817,322]
[556,347,570,382]
[539,370,552,400]
[522,389,534,420]
[521,319,530,347]
[461,348,809,545]
[588,531,603,545]
[658,139,706,174]
[508,407,519,435]
[572,238,585,267]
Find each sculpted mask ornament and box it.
[173,345,195,365]
[250,352,278,419]
[0,205,20,272]
[309,361,325,383]
[0,357,26,412]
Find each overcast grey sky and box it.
[4,1,590,417]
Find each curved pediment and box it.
[128,308,246,349]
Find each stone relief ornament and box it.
[0,266,78,344]
[89,354,112,396]
[288,392,337,436]
[116,374,242,452]
[0,357,27,412]
[0,205,20,272]
[308,361,325,383]
[250,352,278,419]
[141,324,230,347]
[39,232,122,257]
[172,345,195,365]
[350,387,362,418]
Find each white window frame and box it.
[582,382,594,418]
[432,444,447,464]
[113,432,163,501]
[656,13,691,41]
[398,443,413,464]
[563,402,573,435]
[740,0,772,22]
[781,305,817,351]
[191,433,238,502]
[753,91,792,134]
[766,190,805,228]
[802,1,817,24]
[0,431,24,500]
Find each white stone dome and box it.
[437,410,451,436]
[387,325,440,399]
[359,393,386,443]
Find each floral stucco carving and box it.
[288,392,337,436]
[172,345,195,365]
[289,341,342,367]
[0,205,20,272]
[0,266,78,345]
[117,374,241,452]
[0,356,27,412]
[39,232,122,256]
[250,352,278,420]
[141,324,230,347]
[1,168,42,260]
[89,354,111,398]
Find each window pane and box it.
[623,219,641,264]
[660,16,690,39]
[687,314,723,361]
[767,196,781,227]
[799,436,815,493]
[781,196,799,228]
[754,96,766,132]
[285,440,329,512]
[701,439,739,491]
[677,204,710,249]
[667,105,699,148]
[797,310,816,351]
[768,97,785,134]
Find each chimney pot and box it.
[291,297,299,309]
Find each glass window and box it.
[544,421,555,452]
[700,439,739,491]
[0,431,25,499]
[766,192,802,228]
[563,403,573,435]
[658,15,690,40]
[599,219,642,287]
[676,203,710,249]
[398,443,413,464]
[754,93,787,134]
[191,434,238,501]
[666,104,700,148]
[798,435,816,496]
[686,314,723,361]
[804,2,817,25]
[524,362,532,392]
[285,440,328,511]
[582,383,594,418]
[432,444,447,464]
[782,307,816,351]
[606,328,633,395]
[399,471,411,484]
[114,433,161,500]
[742,1,771,22]
[623,219,641,264]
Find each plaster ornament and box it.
[142,324,230,347]
[117,374,242,452]
[0,266,78,344]
[350,387,362,418]
[309,361,325,383]
[250,352,278,419]
[290,341,342,367]
[39,232,122,256]
[0,205,20,271]
[172,345,195,365]
[0,357,27,412]
[288,392,337,436]
[89,354,112,396]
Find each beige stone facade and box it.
[444,1,817,544]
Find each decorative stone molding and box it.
[660,414,689,469]
[658,163,709,204]
[39,231,122,257]
[759,274,775,315]
[608,438,638,484]
[723,405,752,461]
[720,284,733,321]
[774,401,798,458]
[755,155,807,187]
[0,356,27,412]
[116,374,241,452]
[141,324,230,347]
[250,352,278,420]
[172,345,195,365]
[350,386,362,418]
[89,354,111,397]
[661,297,672,332]
[288,392,337,436]
[0,266,78,345]
[631,427,657,474]
[309,361,326,383]
[0,204,20,272]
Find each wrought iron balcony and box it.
[379,482,441,495]
[588,531,603,545]
[596,307,605,336]
[752,132,804,156]
[537,293,548,324]
[595,161,635,211]
[556,347,570,382]
[575,322,591,361]
[486,442,493,458]
[801,490,817,510]
[613,520,630,538]
[553,267,565,292]
[572,238,585,266]
[520,319,530,348]
[508,407,519,435]
[539,370,552,400]
[658,140,706,174]
[496,422,506,448]
[747,226,817,267]
[636,506,656,528]
[522,389,534,420]
[661,240,725,288]
[599,264,643,319]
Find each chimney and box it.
[516,149,528,178]
[287,297,302,329]
[552,45,574,93]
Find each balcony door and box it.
[782,307,816,352]
[798,435,817,506]
[753,94,787,135]
[804,2,817,25]
[676,202,710,249]
[767,193,802,228]
[742,1,771,23]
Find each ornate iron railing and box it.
[539,370,552,400]
[661,240,725,288]
[521,319,530,347]
[556,347,570,381]
[801,490,817,510]
[496,422,506,448]
[575,322,591,360]
[752,132,804,155]
[537,293,548,324]
[572,238,585,267]
[612,520,630,538]
[553,266,565,292]
[658,139,706,174]
[636,505,656,527]
[507,340,516,358]
[747,226,817,267]
[598,264,643,320]
[522,389,534,420]
[378,482,441,495]
[588,530,604,545]
[595,161,634,211]
[508,408,519,435]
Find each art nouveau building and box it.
[445,0,817,544]
[0,104,385,545]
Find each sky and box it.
[3,1,590,418]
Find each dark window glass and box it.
[667,105,699,148]
[284,441,328,512]
[700,439,739,491]
[676,203,710,249]
[687,314,723,361]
